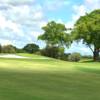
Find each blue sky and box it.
[0,0,100,55]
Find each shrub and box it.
[0,44,2,53]
[82,55,92,59]
[16,48,25,53]
[34,51,41,55]
[60,53,71,61]
[40,46,59,58]
[57,47,65,59]
[2,45,16,53]
[68,53,81,62]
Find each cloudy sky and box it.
[0,0,100,55]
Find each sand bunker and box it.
[0,54,29,59]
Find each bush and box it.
[2,45,16,53]
[68,53,81,62]
[0,44,2,53]
[16,48,25,53]
[60,53,71,61]
[35,51,41,55]
[82,55,92,59]
[40,46,59,58]
[57,47,65,59]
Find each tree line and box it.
[0,44,39,54]
[0,44,82,62]
[0,9,100,61]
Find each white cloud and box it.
[0,13,19,32]
[0,39,12,45]
[30,31,41,38]
[65,5,86,29]
[0,14,7,29]
[73,0,100,20]
[65,21,74,28]
[0,1,46,47]
[0,0,35,4]
[34,11,44,20]
[73,5,86,21]
[66,0,100,29]
[38,20,47,28]
[85,0,100,10]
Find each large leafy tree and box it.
[72,9,100,61]
[38,21,71,48]
[38,21,71,58]
[23,43,39,54]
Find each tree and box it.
[23,43,39,54]
[72,9,100,61]
[38,21,71,58]
[38,21,71,47]
[2,45,16,53]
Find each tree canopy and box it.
[38,21,71,47]
[23,43,39,54]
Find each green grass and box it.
[0,54,100,100]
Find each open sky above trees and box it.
[0,0,100,55]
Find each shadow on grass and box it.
[0,68,100,100]
[81,60,94,63]
[76,66,100,74]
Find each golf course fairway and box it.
[0,54,100,100]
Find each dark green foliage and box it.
[38,21,71,47]
[68,53,81,62]
[0,44,2,53]
[23,43,39,54]
[0,44,23,53]
[0,44,38,54]
[16,48,25,53]
[40,46,66,59]
[82,55,93,59]
[34,51,41,55]
[41,46,59,58]
[60,53,71,61]
[2,45,16,53]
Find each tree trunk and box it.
[93,48,99,61]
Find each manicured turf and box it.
[0,54,100,100]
